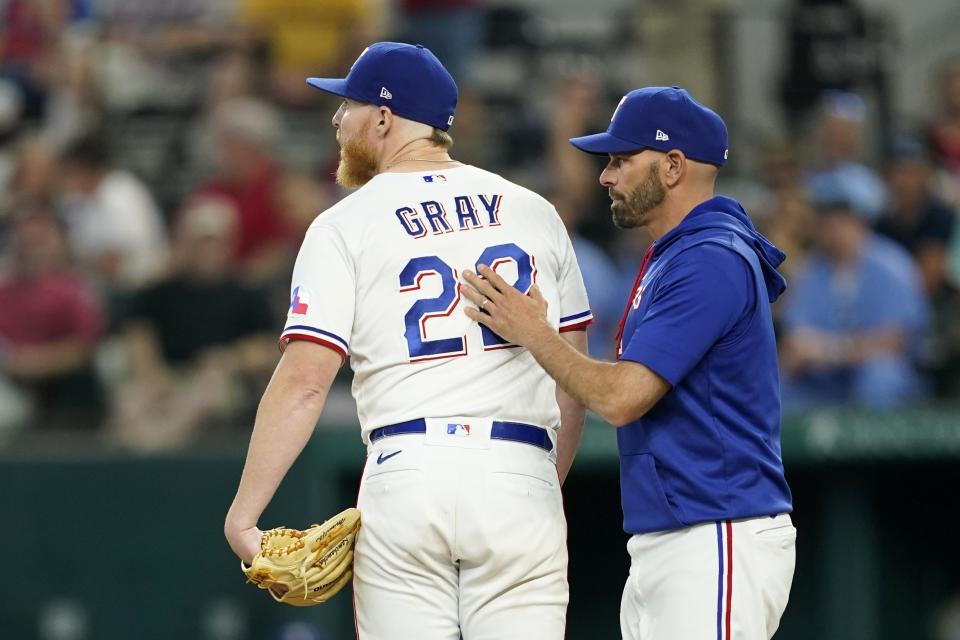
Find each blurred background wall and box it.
[1,0,960,638]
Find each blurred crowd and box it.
[1,0,960,451]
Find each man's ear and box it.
[662,150,686,188]
[376,106,393,138]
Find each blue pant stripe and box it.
[716,521,724,640]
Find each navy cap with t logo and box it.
[306,42,458,131]
[570,86,729,166]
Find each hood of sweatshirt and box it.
[653,195,787,302]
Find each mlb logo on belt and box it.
[446,423,471,436]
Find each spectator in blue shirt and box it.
[780,196,931,412]
[807,91,888,222]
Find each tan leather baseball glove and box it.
[241,507,361,606]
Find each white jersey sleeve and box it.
[555,223,593,333]
[280,223,355,361]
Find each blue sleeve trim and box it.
[282,324,349,351]
[560,310,593,323]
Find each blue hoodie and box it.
[616,196,793,533]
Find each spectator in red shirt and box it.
[0,0,65,120]
[930,58,960,174]
[191,98,293,283]
[929,57,960,209]
[0,208,105,430]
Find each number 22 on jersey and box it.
[398,242,535,362]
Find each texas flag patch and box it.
[290,286,310,315]
[446,423,471,436]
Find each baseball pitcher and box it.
[224,42,591,639]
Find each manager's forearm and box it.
[462,268,664,426]
[225,369,329,532]
[527,324,627,425]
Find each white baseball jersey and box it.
[280,165,592,440]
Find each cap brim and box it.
[569,131,645,155]
[306,77,353,100]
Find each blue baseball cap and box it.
[570,86,729,166]
[306,42,458,131]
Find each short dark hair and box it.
[62,134,111,170]
[814,199,861,221]
[884,134,932,165]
